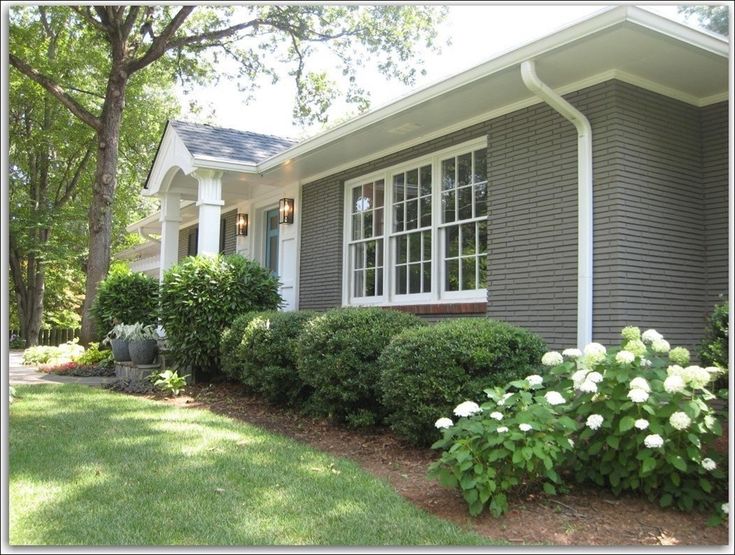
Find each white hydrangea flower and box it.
[490,411,503,421]
[627,388,649,403]
[669,411,691,431]
[667,364,685,377]
[668,346,690,366]
[578,380,598,394]
[651,339,670,353]
[496,393,513,406]
[583,342,607,364]
[664,374,685,394]
[641,358,652,368]
[587,371,603,384]
[705,366,722,375]
[562,348,583,359]
[497,426,509,433]
[525,374,543,387]
[586,414,604,430]
[454,401,482,417]
[544,391,565,405]
[634,419,649,430]
[541,351,564,367]
[685,366,711,389]
[642,329,663,343]
[615,350,635,364]
[568,438,575,448]
[624,339,648,357]
[571,369,590,386]
[701,458,717,471]
[519,423,533,432]
[644,434,664,448]
[722,503,729,515]
[630,377,651,392]
[621,326,641,341]
[435,417,454,429]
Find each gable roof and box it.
[169,120,297,165]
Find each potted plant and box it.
[127,323,160,365]
[104,323,134,362]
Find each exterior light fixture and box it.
[236,213,249,236]
[278,198,294,224]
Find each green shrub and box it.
[10,337,26,349]
[699,300,728,387]
[296,307,424,428]
[91,268,159,338]
[22,341,85,366]
[160,255,282,375]
[73,342,113,367]
[238,310,317,406]
[380,319,547,446]
[220,312,260,381]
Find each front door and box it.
[264,208,279,274]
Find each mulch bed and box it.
[136,382,729,546]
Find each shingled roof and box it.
[169,120,298,165]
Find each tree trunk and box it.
[79,69,128,345]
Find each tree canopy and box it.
[679,5,730,37]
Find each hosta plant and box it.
[153,370,189,396]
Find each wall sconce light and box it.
[279,198,294,224]
[236,213,249,236]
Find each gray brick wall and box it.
[176,209,237,262]
[701,102,728,311]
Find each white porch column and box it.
[158,192,181,281]
[193,169,224,255]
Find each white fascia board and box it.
[145,124,195,195]
[191,156,258,174]
[126,200,195,233]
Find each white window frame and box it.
[342,137,488,307]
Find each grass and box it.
[9,385,492,546]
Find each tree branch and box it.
[55,144,94,208]
[125,6,194,74]
[70,6,107,35]
[121,6,141,41]
[9,54,101,132]
[166,18,263,50]
[9,233,28,302]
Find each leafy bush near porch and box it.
[380,319,547,446]
[220,312,259,381]
[699,300,728,388]
[431,327,728,521]
[22,341,85,366]
[297,308,424,428]
[91,268,159,339]
[236,310,318,406]
[160,255,282,375]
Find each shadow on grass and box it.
[10,385,489,546]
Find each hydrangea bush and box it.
[430,326,727,521]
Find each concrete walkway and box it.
[8,350,116,386]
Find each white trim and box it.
[191,156,258,174]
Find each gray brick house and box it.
[121,6,729,351]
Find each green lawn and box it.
[9,385,491,546]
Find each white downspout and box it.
[520,60,593,349]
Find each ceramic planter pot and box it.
[110,338,131,362]
[129,339,158,365]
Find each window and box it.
[344,139,488,305]
[187,226,198,256]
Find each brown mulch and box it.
[142,382,729,547]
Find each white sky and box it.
[175,3,692,140]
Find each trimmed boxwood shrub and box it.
[238,310,318,406]
[296,307,425,428]
[91,268,159,338]
[220,312,259,381]
[379,318,547,446]
[160,255,281,376]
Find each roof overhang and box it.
[143,5,729,197]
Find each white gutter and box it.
[520,60,593,349]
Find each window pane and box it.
[458,186,473,220]
[419,197,432,228]
[363,211,373,238]
[474,182,487,217]
[375,208,384,235]
[352,214,361,240]
[374,180,385,208]
[461,222,476,255]
[396,265,407,295]
[478,254,488,287]
[377,268,383,295]
[473,149,487,183]
[406,169,418,200]
[409,232,421,262]
[445,259,459,291]
[420,165,432,196]
[422,264,432,293]
[442,191,455,223]
[406,199,418,230]
[365,240,376,268]
[352,186,362,214]
[363,182,374,209]
[441,158,455,190]
[478,220,487,255]
[461,257,476,290]
[377,238,384,266]
[409,263,421,294]
[393,204,404,232]
[458,153,471,187]
[354,270,364,297]
[393,173,405,203]
[397,235,407,264]
[354,243,364,269]
[365,268,375,297]
[446,225,459,258]
[422,231,432,261]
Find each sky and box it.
[175,3,691,140]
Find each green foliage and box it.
[9,337,26,349]
[380,319,547,446]
[22,341,84,365]
[73,342,113,367]
[160,255,282,374]
[679,5,730,37]
[699,300,728,373]
[91,269,159,339]
[153,370,189,396]
[432,328,728,518]
[126,323,159,341]
[296,307,424,428]
[220,312,260,381]
[235,311,317,406]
